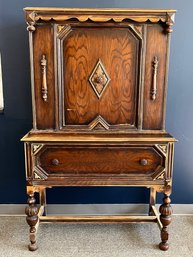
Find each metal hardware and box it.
[51,159,59,166]
[140,159,148,166]
[41,55,48,102]
[151,56,159,100]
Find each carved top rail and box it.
[24,8,176,30]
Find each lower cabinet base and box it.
[25,186,172,251]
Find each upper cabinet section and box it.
[24,8,176,132]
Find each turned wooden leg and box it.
[25,192,39,251]
[159,194,172,251]
[149,188,156,215]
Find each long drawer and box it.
[30,145,165,180]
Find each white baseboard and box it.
[0,204,193,216]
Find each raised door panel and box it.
[58,24,142,130]
[33,25,55,129]
[143,24,168,130]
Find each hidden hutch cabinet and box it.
[21,8,176,251]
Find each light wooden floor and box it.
[0,216,192,257]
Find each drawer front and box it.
[34,145,164,178]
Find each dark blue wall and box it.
[0,0,192,204]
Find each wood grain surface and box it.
[33,25,55,129]
[37,146,163,175]
[143,24,167,130]
[63,26,139,126]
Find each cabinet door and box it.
[143,24,168,130]
[56,23,144,131]
[31,25,56,129]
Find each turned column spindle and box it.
[25,192,39,251]
[159,194,172,251]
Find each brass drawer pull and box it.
[51,159,59,166]
[140,159,148,166]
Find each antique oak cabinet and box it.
[21,8,176,251]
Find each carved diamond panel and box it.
[89,59,110,98]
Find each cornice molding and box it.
[24,8,176,26]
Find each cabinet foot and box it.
[28,242,38,251]
[159,194,172,251]
[159,242,169,251]
[25,192,39,251]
